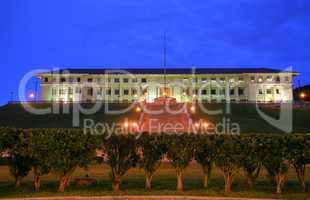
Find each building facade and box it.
[37,68,297,103]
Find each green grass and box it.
[0,163,309,199]
[0,103,309,133]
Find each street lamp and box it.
[300,92,306,99]
[29,93,35,101]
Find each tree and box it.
[102,134,139,191]
[215,135,242,192]
[239,136,261,189]
[287,134,310,192]
[49,129,97,192]
[259,135,290,194]
[29,129,52,192]
[194,134,216,188]
[138,133,167,190]
[166,134,194,191]
[5,128,33,188]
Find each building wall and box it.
[38,73,294,103]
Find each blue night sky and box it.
[0,0,310,105]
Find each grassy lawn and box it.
[0,103,309,133]
[0,163,309,199]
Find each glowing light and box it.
[194,122,199,128]
[29,93,35,99]
[193,94,197,97]
[135,107,141,112]
[203,122,209,128]
[300,92,306,99]
[182,92,187,96]
[190,106,196,112]
[163,92,166,96]
[124,122,129,128]
[134,94,138,98]
[144,92,148,95]
[132,122,138,127]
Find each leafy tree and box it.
[102,134,139,191]
[138,133,167,190]
[287,134,310,192]
[215,135,242,192]
[166,134,194,191]
[239,136,261,189]
[5,128,33,188]
[259,135,290,194]
[29,129,53,191]
[49,129,97,192]
[194,134,216,188]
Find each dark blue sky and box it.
[0,0,310,105]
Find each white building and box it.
[37,68,297,103]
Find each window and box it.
[59,89,65,95]
[211,89,216,95]
[114,78,120,83]
[114,89,120,95]
[266,76,272,81]
[258,77,263,83]
[201,89,207,95]
[60,77,66,83]
[250,76,255,81]
[201,78,207,82]
[192,78,198,83]
[192,89,198,95]
[132,78,137,83]
[75,87,81,94]
[238,76,244,81]
[77,77,81,82]
[87,78,93,83]
[275,76,280,82]
[230,89,235,95]
[124,89,129,95]
[285,76,289,82]
[107,89,111,95]
[238,88,244,96]
[123,78,129,83]
[132,89,137,95]
[267,89,272,94]
[87,88,93,96]
[97,88,103,95]
[211,77,216,81]
[141,78,147,83]
[68,87,73,95]
[52,88,57,95]
[258,89,263,95]
[44,77,49,83]
[220,77,225,82]
[220,88,225,95]
[276,89,280,94]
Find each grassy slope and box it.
[0,163,309,199]
[0,103,309,133]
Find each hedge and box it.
[0,128,309,194]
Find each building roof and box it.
[41,67,297,75]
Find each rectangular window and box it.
[211,77,216,81]
[68,88,73,95]
[44,77,49,83]
[59,89,65,95]
[124,89,129,95]
[258,89,263,95]
[87,88,93,96]
[211,89,216,95]
[276,89,280,94]
[238,76,244,81]
[230,89,235,95]
[141,78,147,83]
[132,78,137,83]
[201,89,207,95]
[97,88,103,95]
[52,88,57,95]
[87,78,93,82]
[220,89,225,95]
[238,87,244,96]
[250,76,255,81]
[266,89,272,94]
[192,89,198,95]
[107,89,111,95]
[275,76,280,82]
[60,77,66,83]
[75,87,81,94]
[132,89,137,95]
[285,76,289,82]
[123,78,129,83]
[114,78,120,83]
[114,89,120,95]
[77,77,81,82]
[220,77,225,82]
[192,78,198,83]
[201,78,207,82]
